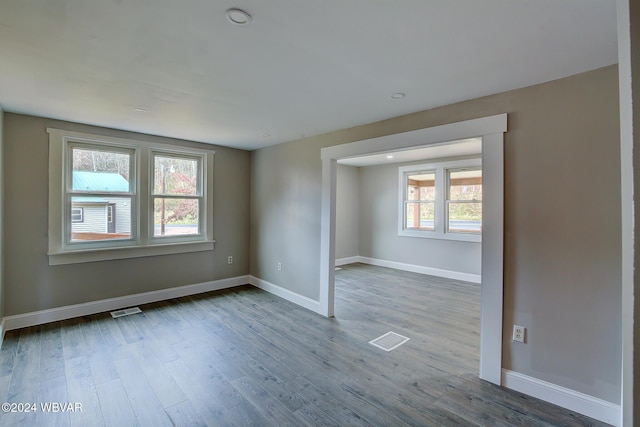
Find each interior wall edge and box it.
[249,275,321,314]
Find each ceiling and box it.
[338,138,481,167]
[0,1,618,150]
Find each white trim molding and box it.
[502,369,621,426]
[336,256,481,284]
[320,114,507,386]
[249,276,321,313]
[3,275,250,331]
[616,1,635,424]
[321,114,507,161]
[335,256,360,267]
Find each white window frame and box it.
[64,140,137,252]
[149,150,205,244]
[402,169,436,231]
[398,158,481,242]
[48,128,215,265]
[446,167,483,235]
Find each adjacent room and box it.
[0,1,637,426]
[333,138,484,381]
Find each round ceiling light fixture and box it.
[391,92,406,99]
[131,107,146,113]
[226,8,252,25]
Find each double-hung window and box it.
[446,168,482,233]
[68,142,135,244]
[399,158,481,242]
[48,128,215,265]
[151,152,203,239]
[404,171,435,231]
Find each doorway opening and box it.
[319,114,506,384]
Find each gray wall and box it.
[357,161,480,275]
[4,113,251,316]
[0,105,3,321]
[335,164,359,260]
[250,138,322,299]
[250,65,621,403]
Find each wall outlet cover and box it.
[513,325,525,343]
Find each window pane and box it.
[154,198,199,236]
[405,202,434,230]
[407,172,435,201]
[154,156,199,196]
[70,196,132,241]
[449,169,482,201]
[448,202,482,233]
[72,147,131,192]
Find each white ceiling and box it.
[0,1,618,150]
[338,138,481,167]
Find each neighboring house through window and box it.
[398,158,482,242]
[47,128,215,265]
[70,169,132,241]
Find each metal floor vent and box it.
[110,307,142,319]
[369,331,410,352]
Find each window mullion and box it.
[435,167,446,234]
[139,148,150,245]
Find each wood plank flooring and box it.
[0,263,608,426]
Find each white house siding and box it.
[71,204,107,233]
[71,199,130,234]
[105,198,131,234]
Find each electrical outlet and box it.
[227,256,233,264]
[513,325,525,343]
[277,262,282,271]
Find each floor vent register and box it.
[369,331,410,352]
[110,307,142,318]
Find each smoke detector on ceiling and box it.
[226,8,252,25]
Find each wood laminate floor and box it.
[0,263,608,426]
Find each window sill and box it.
[48,240,216,265]
[399,229,481,243]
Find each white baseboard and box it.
[335,256,360,266]
[249,275,320,313]
[501,369,620,426]
[342,256,481,283]
[3,275,250,331]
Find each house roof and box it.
[71,197,109,205]
[72,171,129,192]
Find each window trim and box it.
[403,169,436,231]
[149,150,205,243]
[64,141,137,251]
[398,158,482,242]
[48,128,215,265]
